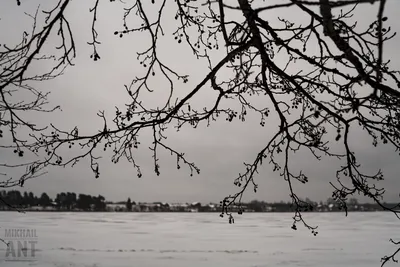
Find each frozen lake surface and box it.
[0,212,399,267]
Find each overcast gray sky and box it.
[1,0,399,204]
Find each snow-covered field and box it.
[0,212,398,267]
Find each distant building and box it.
[106,203,127,212]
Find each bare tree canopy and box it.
[1,0,400,265]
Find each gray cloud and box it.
[1,0,400,204]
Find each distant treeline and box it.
[0,190,397,212]
[0,190,106,211]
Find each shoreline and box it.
[0,210,385,213]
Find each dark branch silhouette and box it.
[1,0,400,265]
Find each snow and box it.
[0,212,398,267]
